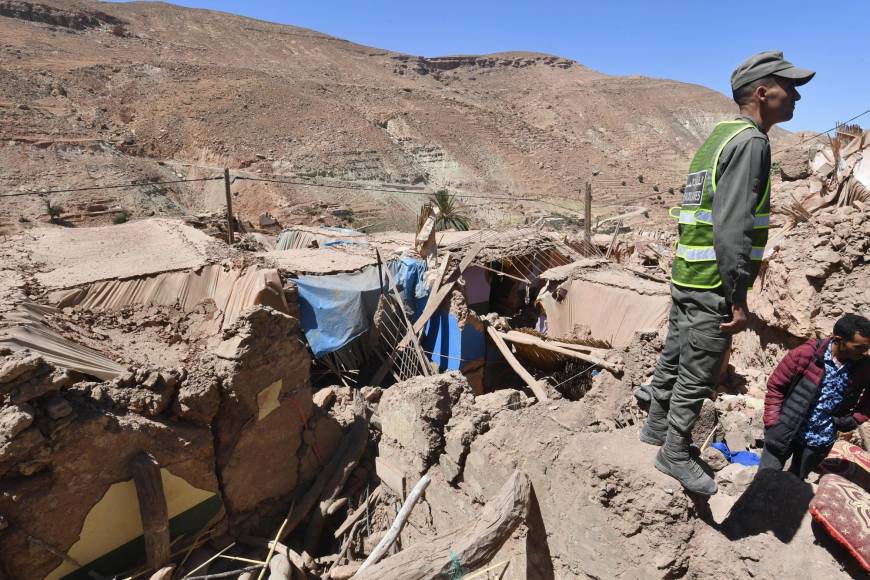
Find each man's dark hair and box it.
[834,313,870,341]
[732,76,779,106]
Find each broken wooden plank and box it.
[131,452,171,571]
[501,330,611,357]
[605,219,622,259]
[147,565,174,580]
[353,471,531,580]
[334,486,382,539]
[356,474,431,575]
[497,330,622,375]
[473,262,529,284]
[371,243,484,386]
[458,240,486,273]
[425,251,452,305]
[412,241,483,336]
[486,325,549,401]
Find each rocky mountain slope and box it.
[0,0,784,230]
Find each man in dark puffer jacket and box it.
[760,314,870,479]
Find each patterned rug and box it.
[811,441,870,572]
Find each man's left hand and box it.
[720,302,749,334]
[833,415,859,432]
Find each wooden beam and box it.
[500,331,611,358]
[584,182,592,242]
[473,262,529,284]
[497,329,622,375]
[486,326,549,401]
[131,452,171,571]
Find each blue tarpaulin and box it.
[420,310,485,372]
[295,257,427,357]
[711,442,761,466]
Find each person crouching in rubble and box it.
[638,51,814,496]
[759,314,870,479]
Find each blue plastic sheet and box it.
[421,310,485,371]
[295,258,426,357]
[711,442,761,466]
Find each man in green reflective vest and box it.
[639,51,814,495]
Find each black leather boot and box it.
[655,429,718,496]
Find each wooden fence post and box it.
[131,452,170,570]
[583,182,592,243]
[224,168,235,244]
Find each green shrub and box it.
[46,200,63,223]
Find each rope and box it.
[448,549,465,579]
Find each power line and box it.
[235,174,583,213]
[779,107,870,152]
[0,176,223,198]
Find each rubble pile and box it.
[0,154,868,577]
[0,306,326,578]
[728,129,870,379]
[368,372,851,579]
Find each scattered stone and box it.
[717,463,757,495]
[701,446,728,471]
[0,404,35,441]
[43,396,73,420]
[141,370,162,390]
[360,386,382,403]
[313,386,338,410]
[173,373,220,426]
[474,388,526,414]
[0,352,47,386]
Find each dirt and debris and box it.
[0,201,865,578]
[0,3,867,573]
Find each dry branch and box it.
[355,474,431,575]
[353,471,531,580]
[334,486,382,539]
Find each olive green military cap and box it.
[731,51,815,91]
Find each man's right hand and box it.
[720,302,749,334]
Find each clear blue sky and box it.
[121,0,868,133]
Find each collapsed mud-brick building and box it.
[1,176,869,580]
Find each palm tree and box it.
[429,189,470,231]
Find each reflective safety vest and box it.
[669,120,770,290]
